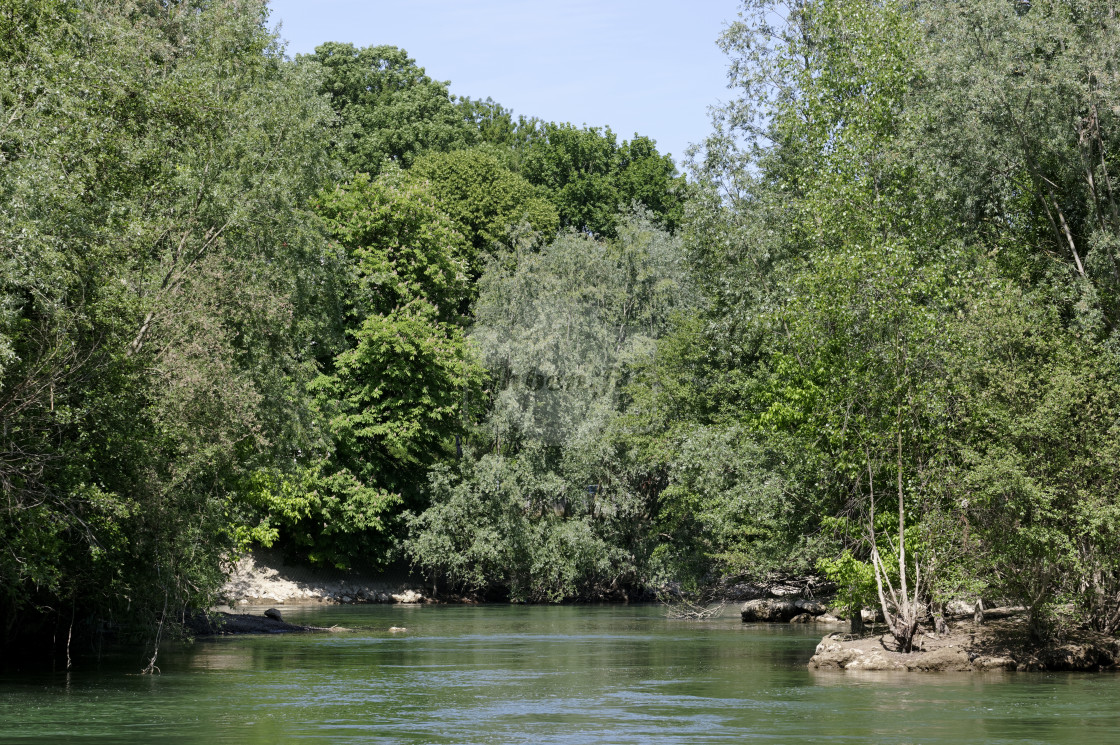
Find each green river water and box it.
[1,604,1118,744]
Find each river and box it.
[1,604,1118,744]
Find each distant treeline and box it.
[1,0,1118,665]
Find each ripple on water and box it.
[2,606,1120,744]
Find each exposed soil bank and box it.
[218,548,428,607]
[808,615,1120,672]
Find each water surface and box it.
[1,604,1117,744]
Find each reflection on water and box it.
[1,604,1118,744]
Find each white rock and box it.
[945,599,976,617]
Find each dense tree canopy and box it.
[4,0,1120,667]
[518,122,687,236]
[0,0,336,659]
[285,174,483,568]
[406,214,694,600]
[407,149,560,276]
[309,42,476,174]
[676,0,1120,643]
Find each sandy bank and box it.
[218,548,428,607]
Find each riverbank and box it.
[726,580,1120,673]
[218,548,429,607]
[808,615,1120,672]
[218,555,1119,673]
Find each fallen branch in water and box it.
[660,589,728,620]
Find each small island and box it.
[807,619,1119,673]
[736,584,1120,673]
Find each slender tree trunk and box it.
[897,429,907,612]
[867,436,923,653]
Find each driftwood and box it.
[664,597,728,620]
[720,574,837,602]
[662,573,837,620]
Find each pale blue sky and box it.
[266,1,740,168]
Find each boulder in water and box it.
[741,598,799,622]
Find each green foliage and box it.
[311,172,471,322]
[308,42,477,175]
[519,122,687,236]
[404,458,528,597]
[408,148,560,276]
[407,215,694,599]
[406,455,628,602]
[472,217,692,447]
[912,0,1120,337]
[455,97,538,151]
[946,285,1120,635]
[320,304,483,485]
[0,0,336,653]
[664,0,1120,636]
[654,426,816,586]
[665,1,948,611]
[10,0,1120,659]
[756,241,953,495]
[267,173,486,569]
[817,550,876,613]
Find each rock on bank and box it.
[740,597,841,623]
[808,621,1120,672]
